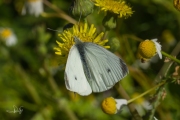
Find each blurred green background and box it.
[0,0,180,120]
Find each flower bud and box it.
[102,12,117,30]
[108,37,120,52]
[70,0,94,18]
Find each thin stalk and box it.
[148,85,165,120]
[161,51,180,64]
[103,30,109,40]
[43,61,78,120]
[57,99,78,120]
[15,64,41,104]
[43,0,77,24]
[43,62,59,94]
[127,81,166,104]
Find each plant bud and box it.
[102,12,117,30]
[70,0,94,18]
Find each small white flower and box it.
[0,28,17,46]
[135,100,152,116]
[22,0,44,17]
[132,93,152,116]
[101,97,127,114]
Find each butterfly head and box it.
[74,36,83,44]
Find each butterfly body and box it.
[64,37,128,96]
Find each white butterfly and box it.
[64,37,128,96]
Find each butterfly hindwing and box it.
[83,42,128,92]
[64,45,92,96]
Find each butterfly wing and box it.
[83,43,128,92]
[64,45,92,96]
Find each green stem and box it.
[103,30,109,40]
[43,61,78,120]
[161,51,180,64]
[127,81,166,104]
[148,85,164,120]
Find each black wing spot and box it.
[75,76,77,80]
[107,68,111,73]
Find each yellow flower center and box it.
[0,29,12,39]
[101,97,117,114]
[138,40,156,59]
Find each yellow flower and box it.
[137,39,162,62]
[94,0,133,18]
[101,97,127,114]
[54,23,110,65]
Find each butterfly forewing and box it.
[65,45,92,96]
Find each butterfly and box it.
[64,37,128,96]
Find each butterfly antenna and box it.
[47,28,61,32]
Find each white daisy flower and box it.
[0,28,17,46]
[22,0,44,17]
[131,93,152,116]
[101,97,127,114]
[137,38,162,62]
[135,100,152,116]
